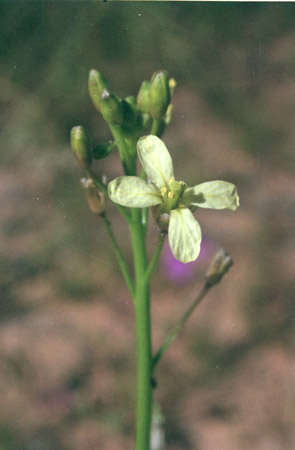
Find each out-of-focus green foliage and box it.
[1,2,295,160]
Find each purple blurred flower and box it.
[160,237,216,283]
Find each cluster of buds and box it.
[137,70,176,133]
[70,69,176,217]
[88,68,176,134]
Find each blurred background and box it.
[1,2,295,449]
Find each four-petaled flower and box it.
[108,135,239,263]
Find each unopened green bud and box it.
[99,90,123,125]
[92,141,115,159]
[137,80,151,113]
[70,126,92,169]
[169,78,177,96]
[205,248,233,287]
[149,70,170,120]
[164,104,173,126]
[80,178,106,215]
[88,69,110,112]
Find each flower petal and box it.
[183,181,239,211]
[108,176,162,207]
[168,208,202,263]
[137,135,174,189]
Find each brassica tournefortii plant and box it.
[70,69,239,450]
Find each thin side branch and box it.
[152,283,211,370]
[144,232,166,284]
[101,213,135,300]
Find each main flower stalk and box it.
[130,208,153,449]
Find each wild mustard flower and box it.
[108,135,239,263]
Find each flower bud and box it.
[92,141,115,159]
[149,70,170,120]
[99,90,123,125]
[137,80,151,113]
[164,104,173,126]
[80,178,106,215]
[205,248,233,287]
[70,126,92,169]
[169,78,177,96]
[88,69,110,112]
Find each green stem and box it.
[130,208,152,450]
[109,124,135,175]
[152,283,211,370]
[144,232,166,284]
[150,118,162,136]
[141,207,149,238]
[101,213,135,300]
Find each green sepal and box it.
[183,181,240,211]
[92,142,116,160]
[168,208,202,263]
[100,91,123,126]
[149,70,170,120]
[108,176,161,208]
[70,126,92,169]
[88,69,110,112]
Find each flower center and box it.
[160,178,187,212]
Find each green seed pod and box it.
[80,178,106,215]
[70,126,92,169]
[149,70,170,120]
[136,80,151,113]
[88,69,110,112]
[99,90,123,126]
[92,141,115,160]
